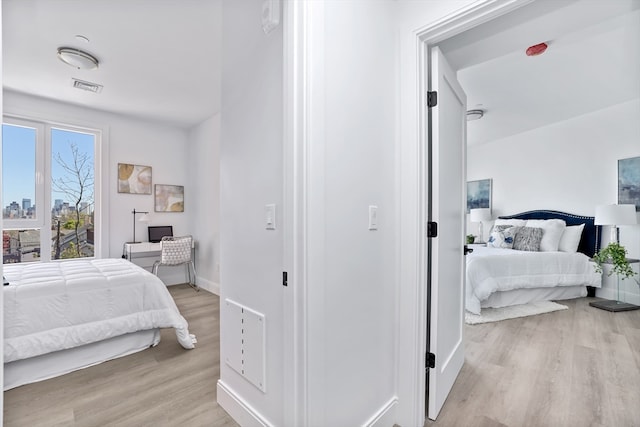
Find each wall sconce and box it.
[129,209,150,243]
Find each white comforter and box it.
[466,247,602,315]
[3,258,194,363]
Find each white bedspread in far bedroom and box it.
[466,247,602,315]
[3,258,194,363]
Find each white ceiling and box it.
[2,0,221,129]
[3,0,639,139]
[438,0,640,146]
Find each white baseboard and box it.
[217,380,273,427]
[362,396,398,427]
[195,277,220,295]
[166,276,219,295]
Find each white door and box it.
[427,46,467,420]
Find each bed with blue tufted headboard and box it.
[497,210,601,257]
[465,210,603,314]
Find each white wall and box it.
[187,114,220,294]
[3,90,193,285]
[303,2,398,425]
[218,0,285,425]
[468,99,640,303]
[219,0,400,425]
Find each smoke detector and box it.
[466,109,484,121]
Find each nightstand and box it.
[589,258,640,312]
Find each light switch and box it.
[265,204,276,230]
[368,205,378,230]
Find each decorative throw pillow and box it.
[491,224,515,234]
[487,226,519,249]
[525,219,567,251]
[513,227,544,251]
[558,224,585,253]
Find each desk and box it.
[123,241,196,269]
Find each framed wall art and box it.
[118,163,152,194]
[618,156,640,211]
[467,179,492,213]
[155,184,184,212]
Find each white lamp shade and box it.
[470,208,492,222]
[594,204,637,226]
[138,213,150,223]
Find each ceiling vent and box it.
[72,78,103,93]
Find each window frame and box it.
[2,115,103,262]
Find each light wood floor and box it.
[426,297,640,427]
[6,293,640,426]
[3,284,239,427]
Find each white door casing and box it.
[427,46,466,420]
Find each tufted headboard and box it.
[498,210,601,257]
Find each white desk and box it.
[123,241,196,269]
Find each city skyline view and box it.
[2,125,95,211]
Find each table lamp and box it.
[594,204,637,244]
[129,209,150,243]
[470,208,492,243]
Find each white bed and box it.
[465,210,604,315]
[3,258,195,390]
[466,246,601,314]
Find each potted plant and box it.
[592,242,640,285]
[466,234,476,244]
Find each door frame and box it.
[395,0,533,425]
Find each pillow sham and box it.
[487,226,519,249]
[525,219,567,252]
[513,226,544,251]
[558,224,585,253]
[493,218,527,228]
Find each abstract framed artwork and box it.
[155,184,184,212]
[467,179,492,213]
[618,156,640,211]
[118,163,152,194]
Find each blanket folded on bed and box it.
[466,247,602,315]
[3,258,194,363]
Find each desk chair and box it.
[152,235,198,291]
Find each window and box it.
[2,117,100,263]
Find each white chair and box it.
[152,235,198,291]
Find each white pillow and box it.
[493,219,527,229]
[558,224,585,253]
[525,219,567,252]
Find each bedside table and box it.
[589,258,640,312]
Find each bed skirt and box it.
[480,285,587,310]
[4,329,160,391]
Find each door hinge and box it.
[282,271,288,287]
[426,352,436,369]
[427,91,437,107]
[427,221,438,238]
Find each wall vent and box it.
[224,298,266,392]
[71,78,103,93]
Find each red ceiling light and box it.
[526,42,548,57]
